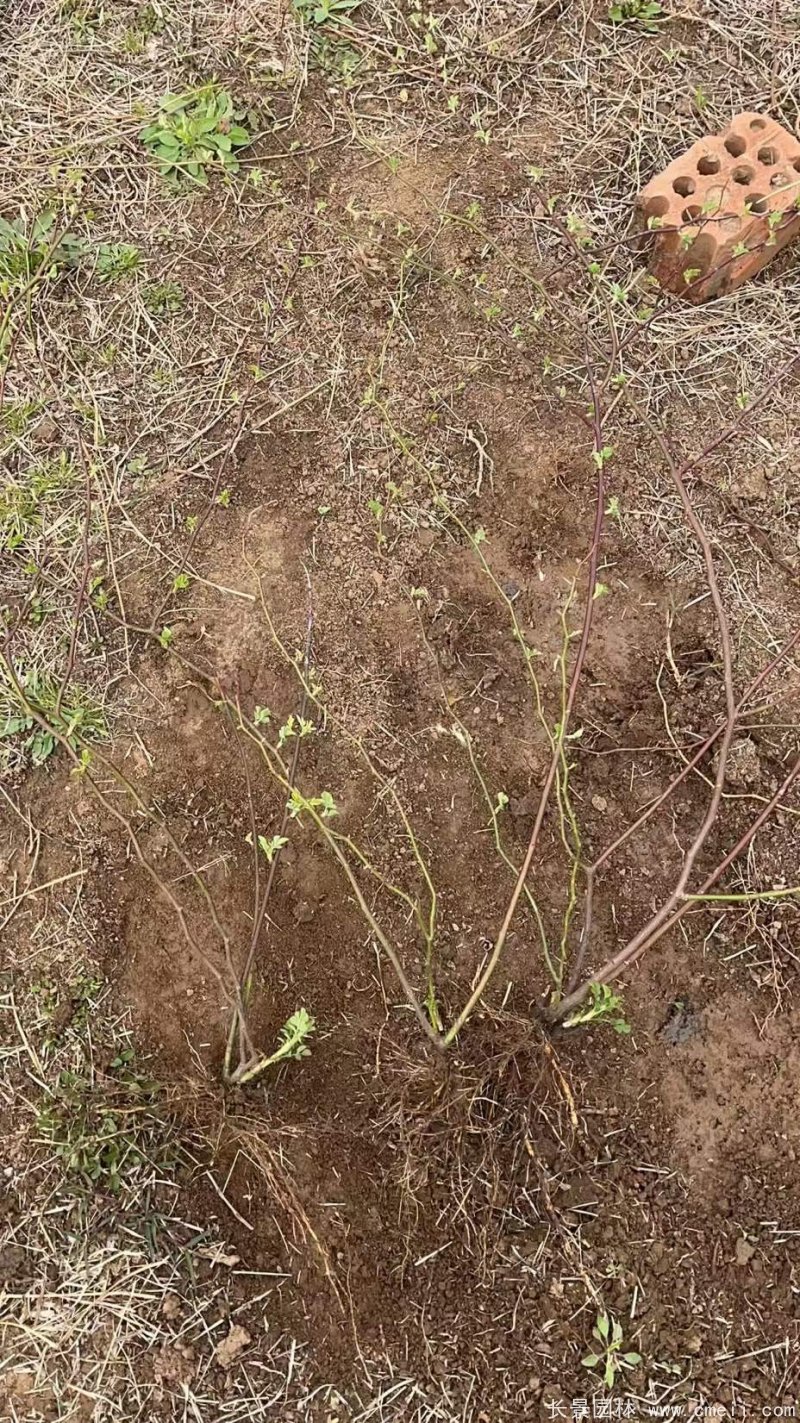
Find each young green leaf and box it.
[257,834,289,863]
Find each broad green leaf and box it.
[1,715,31,736]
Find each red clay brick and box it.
[637,112,800,302]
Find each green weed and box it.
[121,2,163,53]
[37,1049,168,1195]
[1,399,40,443]
[32,971,104,1047]
[367,494,386,548]
[143,279,184,315]
[58,0,103,31]
[294,0,361,24]
[0,666,108,767]
[0,449,79,551]
[0,211,82,293]
[608,0,663,29]
[292,0,363,77]
[140,85,252,186]
[94,242,140,282]
[582,1312,642,1389]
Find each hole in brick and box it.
[637,195,670,251]
[673,175,696,197]
[643,194,670,222]
[720,214,740,236]
[704,185,724,214]
[770,171,789,189]
[749,118,768,131]
[697,155,721,176]
[794,158,800,173]
[732,165,755,185]
[724,135,747,158]
[682,204,702,224]
[688,233,716,275]
[757,146,779,166]
[746,194,769,215]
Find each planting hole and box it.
[673,175,695,197]
[724,135,747,157]
[749,118,768,131]
[682,204,702,223]
[757,146,779,166]
[732,165,755,185]
[746,194,769,214]
[697,154,721,175]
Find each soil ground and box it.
[1,2,800,1420]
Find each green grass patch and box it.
[0,212,82,293]
[37,1047,171,1195]
[0,665,108,767]
[1,449,79,552]
[94,242,141,282]
[142,279,185,315]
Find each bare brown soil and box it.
[11,245,800,1412]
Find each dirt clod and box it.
[213,1325,252,1369]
